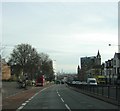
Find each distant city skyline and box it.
[1,1,118,73]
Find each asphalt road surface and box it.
[17,84,118,110]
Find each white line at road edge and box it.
[16,86,50,111]
[16,106,24,111]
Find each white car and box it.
[87,78,97,85]
[82,81,87,85]
[72,81,76,84]
[75,81,82,85]
[72,81,82,85]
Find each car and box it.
[72,81,82,85]
[75,81,82,85]
[61,81,65,84]
[87,78,97,85]
[55,80,61,84]
[72,81,76,84]
[82,81,87,85]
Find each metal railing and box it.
[67,83,120,106]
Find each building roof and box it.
[114,53,120,59]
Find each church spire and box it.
[97,50,101,58]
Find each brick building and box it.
[0,59,11,80]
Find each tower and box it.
[77,65,80,74]
[96,50,101,65]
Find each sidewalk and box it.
[2,82,54,110]
[2,81,33,99]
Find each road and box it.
[18,84,118,110]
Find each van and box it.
[87,78,97,85]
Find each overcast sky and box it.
[1,1,119,73]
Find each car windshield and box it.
[1,2,119,111]
[89,80,96,83]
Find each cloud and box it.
[2,2,118,72]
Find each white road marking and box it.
[57,91,71,111]
[41,88,47,92]
[22,103,27,106]
[25,100,29,103]
[30,97,34,99]
[17,106,24,111]
[16,86,51,111]
[28,98,32,101]
[65,104,71,111]
[61,98,64,102]
[34,93,38,96]
[58,94,60,97]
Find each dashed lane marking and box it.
[61,98,64,103]
[57,90,71,111]
[58,94,60,97]
[65,104,71,111]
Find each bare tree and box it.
[8,44,39,79]
[8,43,55,81]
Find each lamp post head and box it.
[108,44,111,46]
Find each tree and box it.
[38,53,55,81]
[8,43,40,79]
[8,43,55,81]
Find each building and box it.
[103,53,120,85]
[81,50,101,70]
[113,53,120,84]
[79,50,101,81]
[0,58,11,80]
[104,59,114,84]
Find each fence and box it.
[67,83,120,106]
